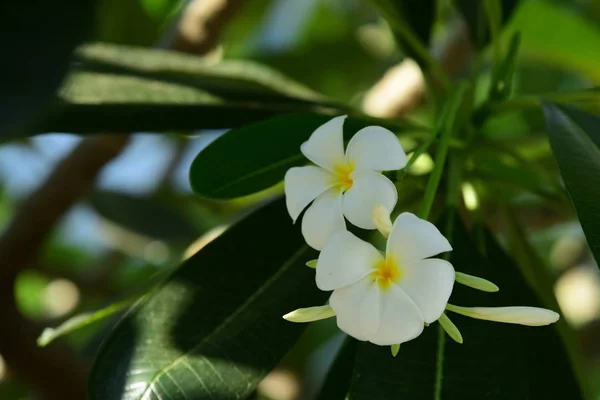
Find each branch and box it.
[0,135,129,400]
[169,0,245,55]
[0,0,245,398]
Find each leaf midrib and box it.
[138,244,310,399]
[201,153,305,197]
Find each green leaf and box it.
[139,0,183,20]
[506,0,600,83]
[543,104,600,267]
[75,43,334,105]
[89,190,201,244]
[37,103,320,135]
[315,337,358,400]
[189,113,419,199]
[94,0,167,46]
[348,213,584,399]
[31,71,335,135]
[60,71,222,105]
[38,296,140,347]
[456,0,520,50]
[89,199,328,400]
[0,0,95,136]
[28,59,348,135]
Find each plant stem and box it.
[484,0,503,67]
[419,83,469,220]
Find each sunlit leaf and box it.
[75,43,334,104]
[38,296,140,347]
[32,71,337,135]
[89,199,328,400]
[507,0,600,83]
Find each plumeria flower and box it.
[316,212,454,345]
[284,207,560,350]
[284,115,407,250]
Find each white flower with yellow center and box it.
[284,115,407,250]
[316,212,454,345]
[283,207,560,350]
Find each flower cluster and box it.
[283,116,559,353]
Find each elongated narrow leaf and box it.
[543,104,600,267]
[32,71,335,134]
[89,190,201,244]
[75,43,332,104]
[349,213,583,400]
[189,113,417,199]
[37,103,319,134]
[38,296,140,347]
[89,199,328,400]
[60,71,222,105]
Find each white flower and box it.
[284,115,407,250]
[316,212,454,345]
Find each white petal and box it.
[300,115,346,171]
[345,126,407,171]
[446,305,560,326]
[342,171,397,229]
[330,276,380,341]
[316,231,383,291]
[398,259,455,323]
[386,212,452,265]
[284,166,335,222]
[369,284,424,346]
[301,188,346,250]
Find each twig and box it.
[0,135,129,400]
[169,0,245,55]
[0,0,244,398]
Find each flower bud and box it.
[283,305,336,323]
[372,204,393,238]
[455,272,499,292]
[446,305,559,326]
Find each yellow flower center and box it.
[372,258,402,290]
[333,162,354,191]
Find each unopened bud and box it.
[446,304,559,326]
[372,204,393,238]
[283,305,336,323]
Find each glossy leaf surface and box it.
[189,113,418,199]
[543,104,600,266]
[89,199,328,400]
